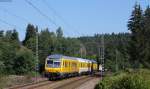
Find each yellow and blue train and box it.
[45,54,97,79]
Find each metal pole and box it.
[100,34,105,80]
[115,49,118,72]
[36,29,39,83]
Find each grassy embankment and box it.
[0,72,39,89]
[95,69,150,89]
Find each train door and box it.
[87,62,91,72]
[91,62,93,73]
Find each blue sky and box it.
[0,0,149,41]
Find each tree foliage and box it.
[0,29,36,75]
[14,47,36,74]
[142,6,150,68]
[23,24,37,52]
[128,4,144,68]
[128,4,150,68]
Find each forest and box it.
[0,4,150,76]
[0,25,130,75]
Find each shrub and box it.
[95,71,150,89]
[111,74,148,89]
[14,47,36,75]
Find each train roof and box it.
[91,59,97,63]
[48,54,77,60]
[76,58,92,63]
[48,54,63,59]
[47,54,97,63]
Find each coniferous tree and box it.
[127,4,144,68]
[23,24,36,44]
[23,24,37,52]
[0,30,4,38]
[11,29,19,42]
[143,6,150,68]
[5,30,12,41]
[56,27,63,38]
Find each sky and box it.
[0,0,149,41]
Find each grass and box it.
[0,71,40,89]
[0,74,7,89]
[95,69,150,89]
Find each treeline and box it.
[0,25,82,75]
[0,24,130,75]
[0,30,36,75]
[79,33,130,71]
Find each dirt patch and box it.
[2,75,47,89]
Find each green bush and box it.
[14,47,36,75]
[95,71,150,89]
[111,75,148,89]
[0,75,7,89]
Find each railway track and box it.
[54,76,95,89]
[7,74,99,89]
[7,80,51,89]
[34,76,90,89]
[33,75,99,89]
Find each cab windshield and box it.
[47,59,61,68]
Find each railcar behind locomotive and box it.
[45,54,97,79]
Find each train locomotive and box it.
[45,54,97,79]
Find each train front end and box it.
[45,55,62,79]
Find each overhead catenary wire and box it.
[41,0,85,57]
[41,0,83,37]
[41,0,84,56]
[0,7,45,31]
[24,0,58,27]
[0,7,29,23]
[0,18,17,28]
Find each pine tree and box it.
[56,27,63,38]
[0,30,4,38]
[143,6,150,68]
[127,4,144,68]
[23,24,37,52]
[11,29,19,42]
[23,24,36,45]
[5,30,12,41]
